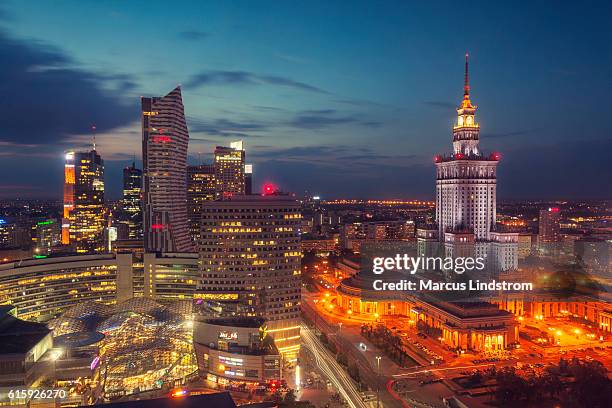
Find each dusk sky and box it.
[1,0,611,200]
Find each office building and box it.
[187,164,216,242]
[538,207,561,244]
[245,164,253,195]
[142,86,194,252]
[35,219,60,254]
[197,194,302,358]
[214,141,245,198]
[63,149,106,253]
[121,162,142,239]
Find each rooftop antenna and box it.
[91,124,97,151]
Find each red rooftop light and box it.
[455,153,465,159]
[491,152,502,161]
[151,224,165,230]
[262,183,277,195]
[434,155,442,163]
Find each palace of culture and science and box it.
[418,55,519,275]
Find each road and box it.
[300,323,369,408]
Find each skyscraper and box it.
[62,151,76,245]
[187,164,215,242]
[422,55,518,273]
[68,149,106,253]
[142,86,194,252]
[435,55,498,241]
[538,207,561,243]
[121,162,143,239]
[244,163,253,195]
[197,194,302,359]
[214,141,245,198]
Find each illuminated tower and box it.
[433,55,517,273]
[70,149,106,253]
[121,162,143,239]
[187,164,215,242]
[142,86,194,252]
[62,151,76,244]
[197,194,302,359]
[214,141,246,198]
[435,54,499,241]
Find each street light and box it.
[375,356,382,408]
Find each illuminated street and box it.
[300,324,368,408]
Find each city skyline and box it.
[1,1,611,200]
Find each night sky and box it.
[1,0,611,200]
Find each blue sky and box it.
[0,0,610,199]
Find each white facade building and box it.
[424,55,518,274]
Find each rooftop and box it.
[0,307,50,355]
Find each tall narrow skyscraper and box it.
[121,162,143,239]
[214,141,245,198]
[142,86,194,252]
[67,149,106,253]
[187,164,215,242]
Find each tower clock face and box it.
[466,116,473,125]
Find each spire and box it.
[460,53,474,110]
[91,124,97,151]
[464,53,470,98]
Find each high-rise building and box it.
[244,164,253,195]
[121,162,143,239]
[197,194,302,359]
[62,152,76,245]
[435,55,498,241]
[214,141,245,198]
[63,149,106,253]
[142,86,194,252]
[36,220,60,254]
[420,55,518,273]
[187,164,215,242]
[538,207,561,243]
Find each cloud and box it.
[0,30,137,147]
[287,109,382,129]
[185,70,328,94]
[178,30,209,41]
[188,116,267,138]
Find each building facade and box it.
[142,86,194,253]
[193,317,281,386]
[214,142,246,198]
[0,252,200,322]
[422,55,518,273]
[197,195,302,358]
[63,150,106,253]
[187,164,216,242]
[121,162,142,240]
